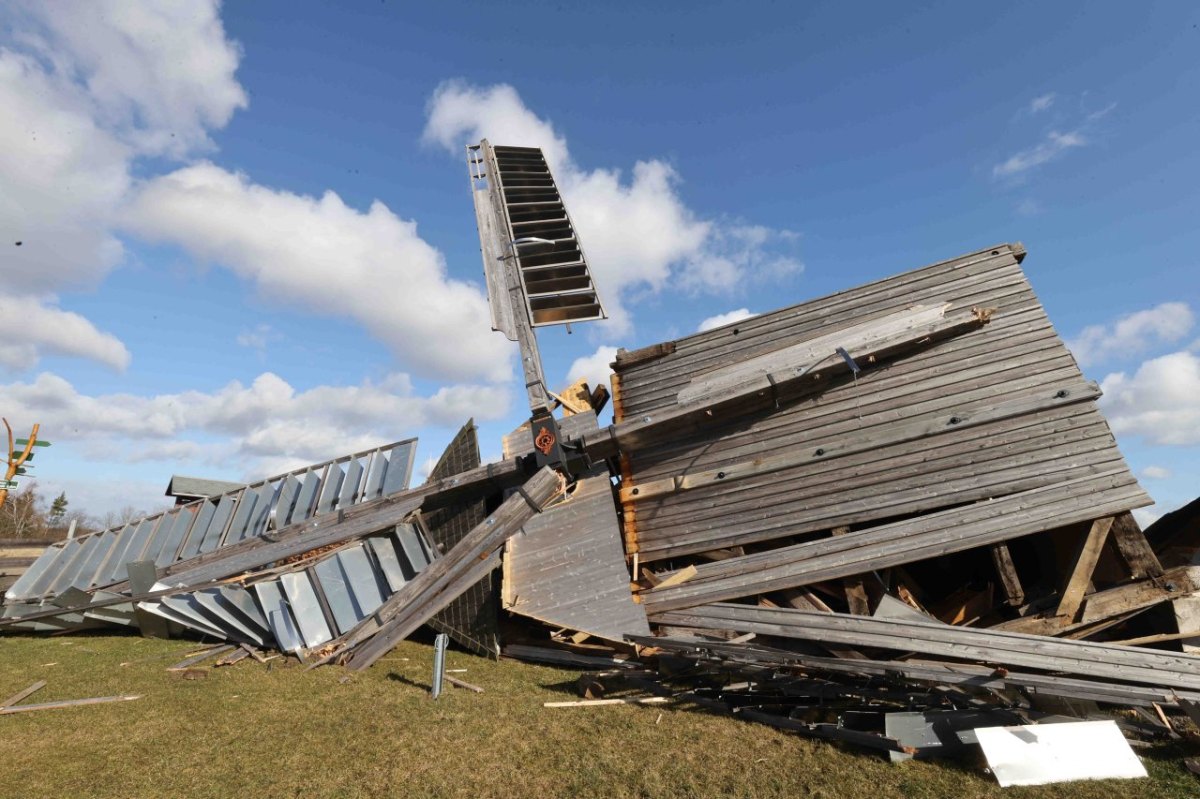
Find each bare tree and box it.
[0,484,47,539]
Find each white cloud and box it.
[566,345,619,393]
[993,130,1087,178]
[1030,93,1056,113]
[1132,506,1162,529]
[1068,302,1194,367]
[1100,351,1200,445]
[15,0,247,157]
[0,371,512,471]
[0,0,246,370]
[122,163,513,383]
[698,308,756,333]
[1142,465,1171,480]
[422,81,802,333]
[0,296,130,371]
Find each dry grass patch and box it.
[2,632,1198,798]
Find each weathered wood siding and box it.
[613,244,1149,562]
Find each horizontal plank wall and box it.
[612,245,1150,562]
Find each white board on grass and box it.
[974,720,1147,787]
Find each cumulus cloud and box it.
[1100,351,1200,445]
[698,308,756,333]
[1068,302,1194,367]
[0,371,512,471]
[0,296,130,371]
[0,0,245,370]
[423,81,802,332]
[122,163,511,383]
[1142,465,1171,480]
[13,0,247,157]
[566,345,620,393]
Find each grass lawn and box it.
[2,631,1198,799]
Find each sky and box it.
[0,1,1196,526]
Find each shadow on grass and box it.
[387,671,432,692]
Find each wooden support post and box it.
[1108,511,1164,579]
[990,543,1025,606]
[1056,517,1115,620]
[831,526,871,615]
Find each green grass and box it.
[1,632,1198,799]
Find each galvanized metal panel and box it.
[153,506,197,567]
[316,465,344,514]
[3,438,419,608]
[290,471,322,525]
[313,554,359,635]
[272,476,301,530]
[178,499,218,560]
[244,483,278,540]
[255,581,300,651]
[362,451,387,502]
[367,535,408,592]
[339,544,387,618]
[198,494,237,554]
[382,441,416,496]
[279,572,333,648]
[338,459,364,509]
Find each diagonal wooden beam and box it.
[1108,511,1164,579]
[1056,516,1115,620]
[990,542,1025,606]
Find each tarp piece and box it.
[422,420,502,658]
[503,470,650,643]
[975,720,1147,787]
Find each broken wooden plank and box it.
[544,696,670,708]
[652,565,697,591]
[642,475,1146,615]
[1108,511,1164,579]
[166,644,234,671]
[1,680,46,708]
[330,468,565,670]
[0,694,141,715]
[446,676,484,693]
[653,604,1200,692]
[216,648,251,667]
[990,542,1025,606]
[1056,517,1115,619]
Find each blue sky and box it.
[0,1,1196,524]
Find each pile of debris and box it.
[4,143,1198,787]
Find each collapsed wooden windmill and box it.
[6,141,1198,728]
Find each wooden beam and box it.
[993,565,1200,635]
[586,308,993,464]
[831,527,870,615]
[1109,511,1164,579]
[990,543,1025,606]
[1056,516,1115,619]
[617,381,1098,504]
[0,695,141,715]
[1,680,46,708]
